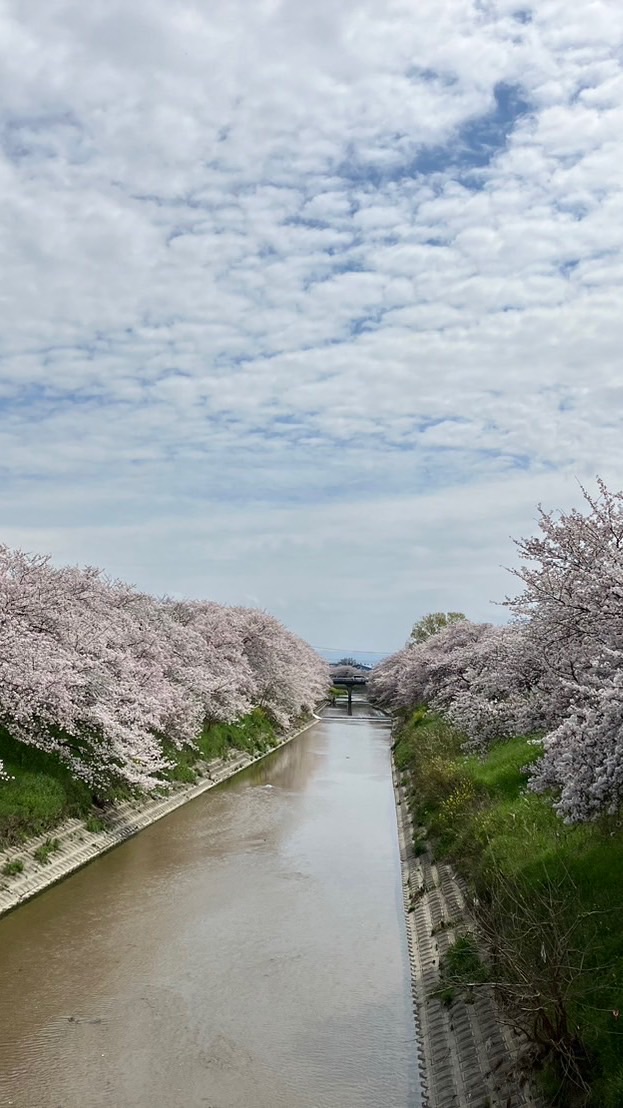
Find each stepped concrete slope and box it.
[0,715,319,919]
[393,764,542,1108]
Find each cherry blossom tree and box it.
[373,481,623,823]
[444,622,544,751]
[235,607,329,728]
[0,544,328,795]
[165,600,257,725]
[505,480,623,821]
[369,618,496,718]
[0,552,189,791]
[370,618,544,752]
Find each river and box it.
[0,703,421,1108]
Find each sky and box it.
[1,0,622,656]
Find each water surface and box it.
[0,707,420,1107]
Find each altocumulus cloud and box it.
[0,0,622,652]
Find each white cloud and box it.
[0,0,622,652]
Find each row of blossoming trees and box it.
[369,480,623,824]
[0,545,329,793]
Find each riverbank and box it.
[393,751,539,1108]
[0,712,321,919]
[393,710,623,1108]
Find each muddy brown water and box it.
[0,706,421,1108]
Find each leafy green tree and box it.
[409,611,466,644]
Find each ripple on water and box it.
[0,717,421,1108]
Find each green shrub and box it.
[85,816,107,834]
[440,934,488,991]
[33,837,61,865]
[1,858,24,877]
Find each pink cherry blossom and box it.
[0,544,329,793]
[371,480,623,823]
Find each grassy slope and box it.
[394,713,623,1107]
[0,708,279,850]
[0,729,93,849]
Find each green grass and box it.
[84,816,107,834]
[195,708,277,762]
[33,837,61,865]
[395,712,623,1107]
[158,709,278,786]
[1,858,24,877]
[0,729,93,849]
[463,736,544,799]
[437,933,489,1005]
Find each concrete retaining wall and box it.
[392,757,541,1108]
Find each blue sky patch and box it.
[414,82,532,176]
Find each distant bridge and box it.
[331,674,368,716]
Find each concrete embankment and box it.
[392,757,541,1108]
[0,714,320,920]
